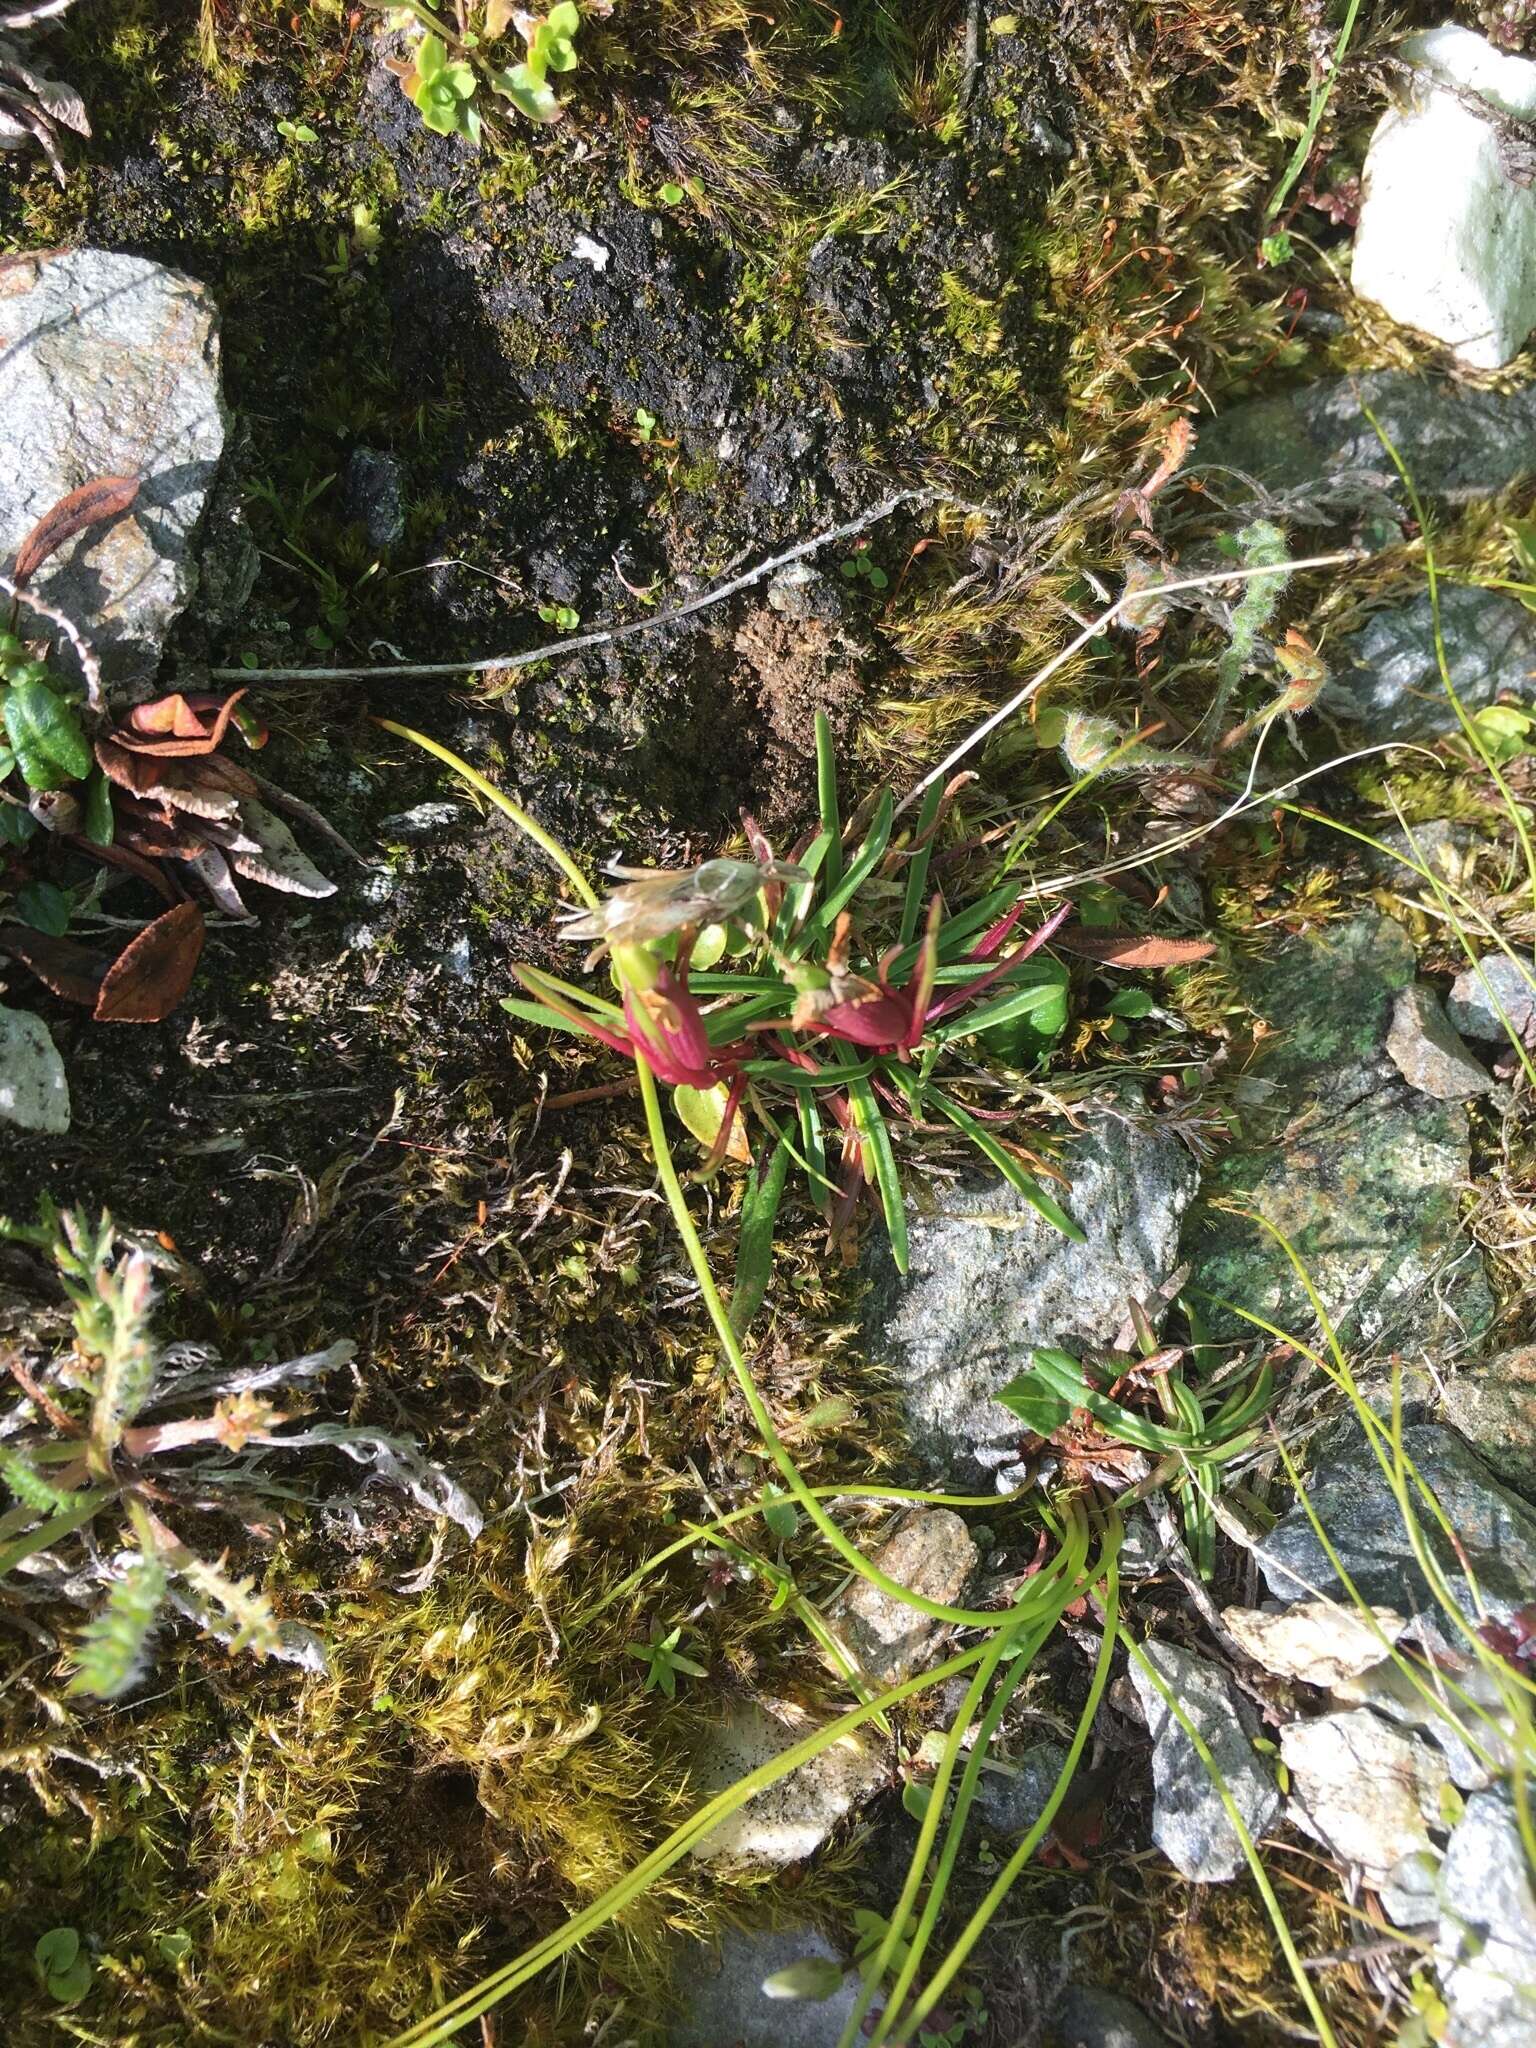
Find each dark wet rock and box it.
[672,1925,863,2048]
[1256,1422,1536,1623]
[1442,1345,1536,1502]
[834,1509,977,1687]
[344,446,406,552]
[1437,1790,1536,2048]
[864,1120,1198,1485]
[1387,985,1492,1099]
[1447,952,1536,1043]
[1186,916,1493,1349]
[1049,1984,1173,2048]
[0,247,226,695]
[1127,1639,1279,1883]
[1326,587,1536,739]
[973,1740,1069,1839]
[1196,370,1536,521]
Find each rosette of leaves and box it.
[397,29,481,141]
[382,0,588,143]
[0,0,90,185]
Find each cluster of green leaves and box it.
[999,1301,1274,1577]
[0,630,112,935]
[393,0,583,145]
[840,545,890,591]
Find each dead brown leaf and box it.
[1056,928,1215,968]
[93,900,204,1022]
[12,475,140,586]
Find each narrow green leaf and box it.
[847,1068,907,1272]
[899,779,943,947]
[926,1091,1083,1241]
[731,1134,790,1335]
[815,709,842,890]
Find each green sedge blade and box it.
[815,709,842,890]
[730,1136,790,1337]
[847,1068,907,1272]
[926,1090,1083,1241]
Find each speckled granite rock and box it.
[0,247,227,695]
[671,1926,863,2048]
[1441,1344,1536,1502]
[688,1698,885,1868]
[1186,916,1493,1350]
[834,1509,977,1687]
[1127,1639,1279,1883]
[863,1118,1197,1484]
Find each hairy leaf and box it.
[0,1446,89,1515]
[67,1551,166,1699]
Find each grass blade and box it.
[730,1134,790,1336]
[927,1089,1082,1241]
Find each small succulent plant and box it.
[0,0,90,185]
[385,0,590,146]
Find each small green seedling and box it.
[634,406,658,443]
[35,1928,92,2004]
[840,545,889,591]
[658,181,685,205]
[538,602,580,632]
[1259,229,1293,267]
[624,1621,707,1697]
[275,118,318,146]
[404,33,481,142]
[490,0,581,125]
[157,1927,193,1968]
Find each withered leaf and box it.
[184,845,252,921]
[0,923,105,1006]
[94,901,204,1022]
[68,834,179,904]
[12,475,140,587]
[1056,928,1216,969]
[118,689,247,758]
[225,800,336,899]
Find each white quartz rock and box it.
[1353,25,1536,370]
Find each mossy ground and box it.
[1,2,1531,2043]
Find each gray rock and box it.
[1332,1657,1505,1792]
[1442,1345,1536,1502]
[1186,916,1493,1349]
[1257,1422,1536,1624]
[1437,1790,1536,2048]
[1195,370,1536,520]
[1363,817,1478,885]
[0,1003,69,1134]
[1387,985,1492,1099]
[671,1925,863,2048]
[1447,952,1536,1044]
[973,1740,1070,1839]
[1280,1708,1448,1876]
[0,248,227,695]
[688,1698,885,1868]
[1327,588,1536,740]
[344,446,406,552]
[1050,1983,1172,2048]
[1222,1599,1404,1688]
[1127,1640,1280,1883]
[864,1119,1197,1482]
[1381,1848,1442,1929]
[379,802,464,839]
[834,1509,977,1687]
